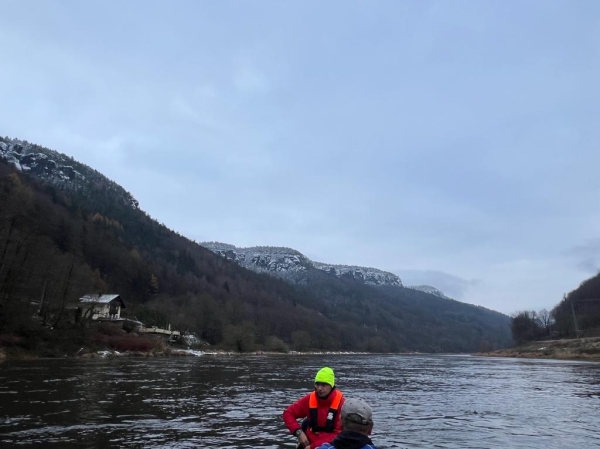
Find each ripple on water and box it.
[0,355,599,448]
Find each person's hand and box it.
[297,430,310,448]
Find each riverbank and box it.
[0,344,370,361]
[478,337,600,361]
[10,339,600,362]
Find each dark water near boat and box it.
[1,354,599,448]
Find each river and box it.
[0,354,599,448]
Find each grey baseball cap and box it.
[342,398,373,425]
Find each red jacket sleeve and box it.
[282,393,311,434]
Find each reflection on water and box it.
[0,355,599,448]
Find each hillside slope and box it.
[0,137,511,353]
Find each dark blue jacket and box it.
[316,431,378,449]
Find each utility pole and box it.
[570,300,581,338]
[571,298,600,338]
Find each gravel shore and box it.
[478,337,600,361]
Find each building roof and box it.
[79,294,126,308]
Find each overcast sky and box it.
[1,1,599,315]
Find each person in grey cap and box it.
[315,397,378,449]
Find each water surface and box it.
[1,354,599,448]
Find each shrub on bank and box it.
[266,336,289,353]
[0,334,22,346]
[0,323,92,358]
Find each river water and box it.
[0,354,599,448]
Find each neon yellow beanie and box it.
[315,367,335,387]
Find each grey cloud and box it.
[564,239,600,274]
[395,270,480,300]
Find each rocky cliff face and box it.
[202,242,403,287]
[201,243,313,284]
[0,137,139,209]
[312,262,402,286]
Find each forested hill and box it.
[548,272,600,339]
[0,137,511,353]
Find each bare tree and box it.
[537,308,554,336]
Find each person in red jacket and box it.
[283,367,345,449]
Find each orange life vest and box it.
[308,390,343,433]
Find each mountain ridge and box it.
[0,137,139,209]
[1,137,451,297]
[0,134,512,353]
[201,241,403,288]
